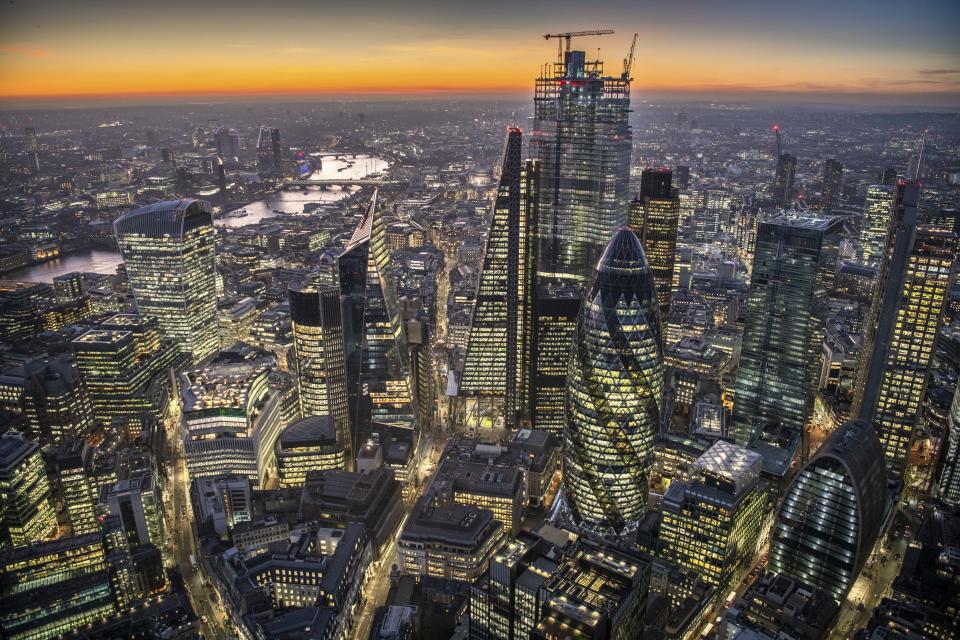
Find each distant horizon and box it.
[1,88,958,113]
[2,0,958,113]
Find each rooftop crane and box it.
[543,29,614,60]
[622,33,638,80]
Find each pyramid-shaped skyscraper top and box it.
[339,190,415,452]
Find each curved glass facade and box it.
[563,228,663,533]
[937,385,960,505]
[770,419,888,602]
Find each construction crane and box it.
[543,29,614,60]
[773,124,783,160]
[622,33,638,80]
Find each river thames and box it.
[7,153,387,282]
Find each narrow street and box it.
[162,400,230,640]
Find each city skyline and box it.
[1,4,959,638]
[1,0,959,107]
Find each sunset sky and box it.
[1,0,959,106]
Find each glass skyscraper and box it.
[114,199,219,364]
[563,228,663,533]
[937,384,960,505]
[732,213,843,446]
[460,128,538,427]
[290,284,350,467]
[629,167,680,319]
[860,185,896,267]
[770,419,889,603]
[659,440,765,597]
[854,181,957,475]
[338,191,415,452]
[533,48,632,284]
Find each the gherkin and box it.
[563,228,664,533]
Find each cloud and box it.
[0,45,49,58]
[918,68,959,75]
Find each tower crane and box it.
[622,33,638,80]
[543,29,614,60]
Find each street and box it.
[162,399,231,640]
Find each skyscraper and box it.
[114,199,219,363]
[529,285,581,435]
[819,158,843,213]
[0,431,56,549]
[659,440,765,597]
[629,167,680,318]
[338,191,415,453]
[256,126,282,176]
[770,419,889,603]
[937,384,960,505]
[773,153,797,206]
[533,46,632,283]
[732,213,843,446]
[289,284,350,466]
[56,438,99,536]
[854,181,957,475]
[213,126,241,163]
[564,229,663,533]
[460,128,538,427]
[860,185,896,267]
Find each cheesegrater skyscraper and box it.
[459,128,538,428]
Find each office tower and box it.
[564,229,664,533]
[460,129,538,426]
[72,315,181,431]
[180,360,284,486]
[114,199,219,363]
[337,191,415,454]
[529,284,581,434]
[819,158,843,213]
[0,533,117,640]
[56,438,99,535]
[0,356,95,443]
[256,126,282,176]
[213,126,241,162]
[398,497,505,582]
[407,318,434,432]
[860,185,896,267]
[773,154,797,206]
[534,544,650,640]
[659,440,765,597]
[100,471,164,549]
[53,271,86,302]
[629,167,680,317]
[937,384,960,505]
[854,181,957,475]
[470,537,557,640]
[533,45,632,283]
[732,214,843,446]
[771,419,889,603]
[289,284,350,466]
[0,431,56,549]
[878,166,898,186]
[276,416,344,487]
[674,165,690,190]
[23,126,37,151]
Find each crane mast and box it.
[622,33,638,80]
